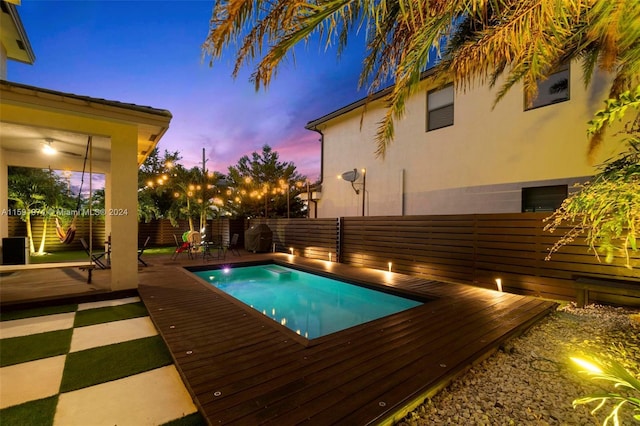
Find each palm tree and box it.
[203,0,640,157]
[8,167,71,254]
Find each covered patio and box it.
[0,80,172,291]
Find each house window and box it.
[427,84,454,131]
[521,185,568,212]
[525,63,570,110]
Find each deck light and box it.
[289,247,294,255]
[329,252,332,262]
[496,278,503,292]
[388,262,392,272]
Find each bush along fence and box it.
[250,213,640,307]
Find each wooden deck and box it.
[138,253,557,425]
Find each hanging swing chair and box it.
[55,138,91,244]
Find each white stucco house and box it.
[0,0,172,290]
[306,63,622,218]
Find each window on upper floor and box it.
[521,185,568,212]
[426,84,454,131]
[525,63,570,110]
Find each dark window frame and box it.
[426,84,454,131]
[524,63,570,111]
[521,184,568,212]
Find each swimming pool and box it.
[192,264,423,339]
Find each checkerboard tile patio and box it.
[0,297,202,425]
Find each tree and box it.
[203,0,640,157]
[8,167,73,254]
[35,169,75,255]
[226,145,307,218]
[138,148,182,222]
[544,86,640,268]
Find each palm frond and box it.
[203,0,640,158]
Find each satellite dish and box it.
[341,169,360,182]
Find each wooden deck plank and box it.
[250,297,536,424]
[138,253,556,425]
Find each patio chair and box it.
[80,237,108,269]
[227,233,241,256]
[138,236,151,266]
[203,234,225,261]
[188,231,202,254]
[171,234,192,260]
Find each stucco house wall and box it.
[310,65,623,218]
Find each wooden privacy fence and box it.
[249,218,338,260]
[7,217,238,249]
[254,213,640,306]
[137,218,236,246]
[7,216,105,252]
[9,213,639,305]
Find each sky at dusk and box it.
[8,0,371,181]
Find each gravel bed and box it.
[397,303,640,425]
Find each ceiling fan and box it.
[41,138,82,157]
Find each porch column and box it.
[103,172,112,243]
[108,126,138,290]
[0,149,8,240]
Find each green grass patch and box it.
[73,302,149,327]
[28,246,174,264]
[0,304,77,322]
[161,412,208,426]
[143,246,175,255]
[29,250,87,264]
[0,395,58,426]
[60,335,173,393]
[0,329,73,367]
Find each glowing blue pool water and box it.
[194,264,423,339]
